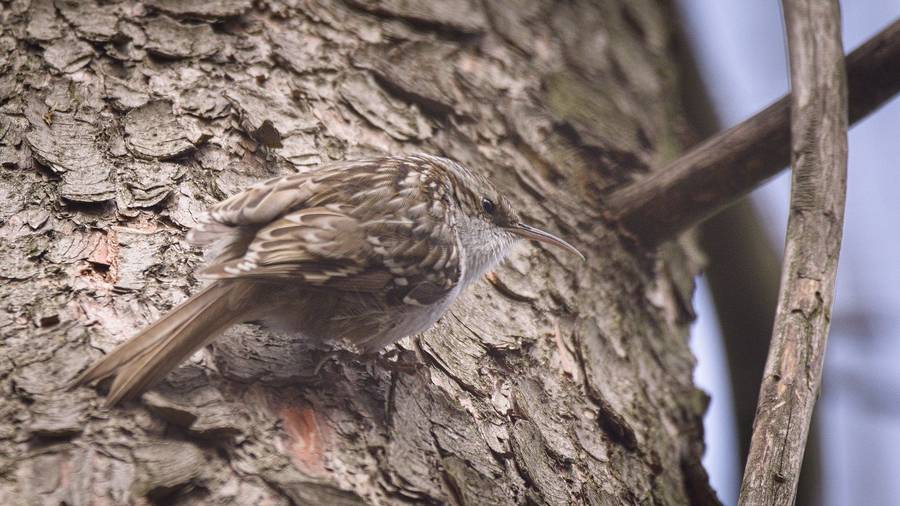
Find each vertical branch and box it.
[738,1,848,505]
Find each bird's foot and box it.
[370,348,422,375]
[292,349,356,382]
[296,347,422,379]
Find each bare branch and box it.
[607,18,899,245]
[738,1,848,504]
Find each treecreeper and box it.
[71,154,584,406]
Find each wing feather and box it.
[187,156,463,307]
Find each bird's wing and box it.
[193,159,462,307]
[187,166,348,246]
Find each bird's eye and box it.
[481,197,496,214]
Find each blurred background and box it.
[677,1,900,505]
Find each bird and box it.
[71,154,584,406]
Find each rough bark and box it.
[738,0,848,504]
[0,1,716,504]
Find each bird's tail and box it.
[71,280,256,406]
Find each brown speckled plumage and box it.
[72,154,582,405]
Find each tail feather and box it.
[71,281,253,406]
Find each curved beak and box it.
[508,223,585,261]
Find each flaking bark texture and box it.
[0,1,717,504]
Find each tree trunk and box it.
[0,1,718,504]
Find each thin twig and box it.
[607,18,900,245]
[737,1,848,504]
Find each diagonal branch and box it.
[737,1,848,504]
[607,18,899,245]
